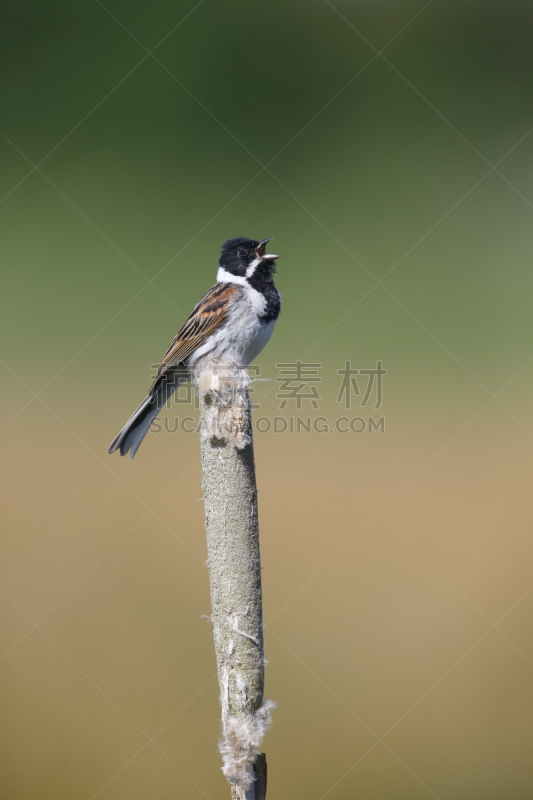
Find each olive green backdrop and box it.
[2,1,533,798]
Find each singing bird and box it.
[108,237,281,458]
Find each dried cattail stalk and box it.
[198,366,273,800]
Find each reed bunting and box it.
[108,237,281,458]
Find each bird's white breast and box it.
[242,319,276,365]
[188,271,275,368]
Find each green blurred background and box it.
[2,1,533,797]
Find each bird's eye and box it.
[237,249,246,257]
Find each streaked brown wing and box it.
[155,283,239,380]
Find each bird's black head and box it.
[219,236,279,278]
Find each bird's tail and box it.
[108,373,182,458]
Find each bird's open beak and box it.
[257,237,279,261]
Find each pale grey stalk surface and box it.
[198,368,273,800]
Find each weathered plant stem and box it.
[198,367,273,800]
